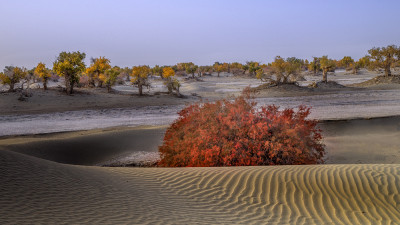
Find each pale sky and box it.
[0,0,399,69]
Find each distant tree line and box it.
[1,44,399,94]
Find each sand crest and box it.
[1,149,399,224]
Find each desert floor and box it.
[1,71,400,224]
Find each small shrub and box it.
[163,67,181,96]
[158,89,325,167]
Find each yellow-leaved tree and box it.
[34,62,51,90]
[339,56,354,71]
[131,65,151,96]
[86,56,111,87]
[53,51,86,95]
[198,66,213,77]
[308,57,321,75]
[184,63,198,78]
[0,66,27,92]
[243,61,260,76]
[162,67,180,96]
[368,45,400,77]
[152,65,164,78]
[230,62,244,75]
[320,56,336,83]
[257,56,301,84]
[99,67,120,93]
[213,62,229,77]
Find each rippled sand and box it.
[1,149,399,224]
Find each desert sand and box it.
[0,126,166,166]
[1,72,400,224]
[1,116,399,166]
[1,149,399,224]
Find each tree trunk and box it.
[385,65,391,76]
[192,73,195,79]
[26,79,30,95]
[282,75,288,84]
[176,86,181,97]
[89,76,95,87]
[352,67,358,75]
[322,70,328,83]
[107,85,111,93]
[69,85,74,94]
[65,75,73,95]
[43,78,48,90]
[217,72,220,77]
[9,83,14,92]
[138,84,143,96]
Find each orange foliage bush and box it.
[158,90,325,167]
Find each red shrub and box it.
[158,90,325,167]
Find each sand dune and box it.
[1,149,399,224]
[2,116,400,166]
[0,126,166,165]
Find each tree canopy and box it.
[339,56,354,70]
[245,61,260,76]
[257,56,301,84]
[320,56,336,83]
[0,66,27,92]
[34,62,51,90]
[131,65,151,96]
[308,57,321,75]
[368,45,400,76]
[162,67,180,95]
[53,51,86,94]
[99,66,120,92]
[86,56,111,87]
[185,63,198,78]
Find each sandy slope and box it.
[0,126,166,165]
[2,116,400,166]
[1,149,399,225]
[2,71,400,224]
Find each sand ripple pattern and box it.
[1,150,400,224]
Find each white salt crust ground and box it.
[2,88,400,136]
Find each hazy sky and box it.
[1,0,399,69]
